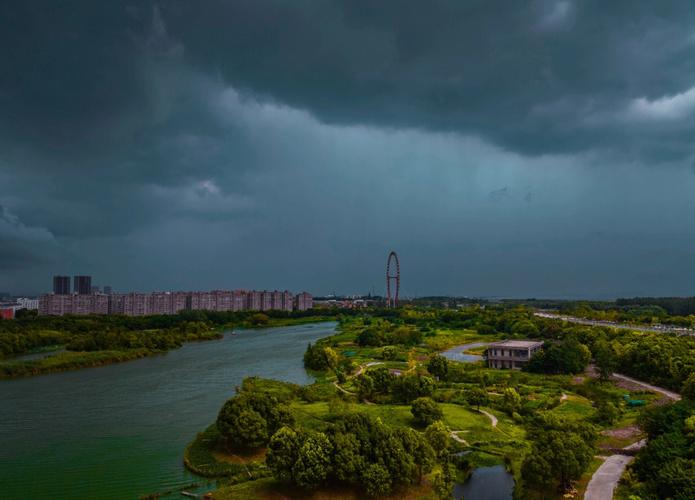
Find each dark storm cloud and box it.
[159,0,695,159]
[2,1,695,296]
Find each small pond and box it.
[441,342,489,363]
[454,465,515,500]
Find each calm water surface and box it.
[441,342,490,363]
[455,465,515,500]
[0,322,336,499]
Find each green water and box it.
[0,322,336,499]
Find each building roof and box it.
[488,340,544,348]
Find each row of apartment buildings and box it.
[39,290,313,317]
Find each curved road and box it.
[584,376,680,499]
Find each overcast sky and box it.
[2,1,695,298]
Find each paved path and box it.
[478,409,498,427]
[584,455,634,500]
[584,378,679,500]
[450,431,469,446]
[612,373,681,401]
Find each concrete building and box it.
[294,292,313,311]
[271,291,283,311]
[281,291,294,312]
[53,276,71,295]
[486,340,544,370]
[39,287,311,317]
[73,276,92,295]
[232,290,246,311]
[261,291,273,311]
[246,291,261,311]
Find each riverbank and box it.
[0,321,335,499]
[0,314,338,380]
[0,331,222,379]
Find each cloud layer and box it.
[1,1,695,297]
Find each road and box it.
[612,373,681,401]
[584,454,635,500]
[584,379,681,499]
[534,311,695,336]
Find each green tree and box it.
[229,409,267,448]
[503,387,521,416]
[381,345,398,360]
[466,387,489,410]
[522,429,596,491]
[292,433,333,489]
[594,401,620,425]
[392,374,436,403]
[249,313,269,326]
[681,373,695,402]
[355,373,375,401]
[332,432,364,482]
[324,346,339,369]
[425,421,450,461]
[593,337,617,381]
[216,392,293,449]
[427,354,449,380]
[363,463,392,497]
[411,397,443,426]
[432,462,456,499]
[267,426,304,481]
[369,366,395,394]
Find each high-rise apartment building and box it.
[39,285,311,317]
[53,276,71,295]
[294,292,313,311]
[73,276,92,295]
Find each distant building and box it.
[91,286,100,293]
[261,291,273,311]
[0,308,14,320]
[53,276,71,295]
[486,340,544,370]
[39,286,311,317]
[103,286,113,295]
[294,292,313,311]
[246,291,261,311]
[16,297,39,310]
[73,276,92,295]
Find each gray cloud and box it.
[1,1,695,297]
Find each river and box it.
[0,321,336,500]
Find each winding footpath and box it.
[583,375,680,500]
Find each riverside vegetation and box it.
[0,309,335,378]
[185,305,695,499]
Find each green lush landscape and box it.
[183,305,695,499]
[0,310,337,378]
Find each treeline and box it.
[623,397,695,499]
[0,308,341,359]
[616,296,695,316]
